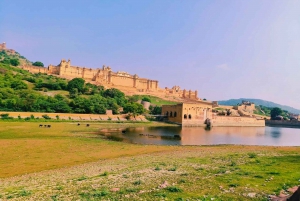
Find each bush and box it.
[142,97,151,102]
[166,186,182,192]
[0,113,9,119]
[9,58,20,66]
[32,61,44,67]
[42,114,51,119]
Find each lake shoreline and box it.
[1,121,299,200]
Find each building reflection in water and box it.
[99,126,300,146]
[179,127,266,145]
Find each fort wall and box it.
[21,58,197,100]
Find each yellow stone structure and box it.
[162,102,212,126]
[162,101,265,127]
[21,57,199,100]
[0,42,6,50]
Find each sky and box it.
[1,0,300,108]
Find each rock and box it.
[287,186,299,193]
[268,186,300,201]
[159,181,169,189]
[279,190,288,198]
[247,193,256,198]
[287,186,300,201]
[110,188,120,192]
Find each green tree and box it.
[67,78,85,93]
[69,88,78,99]
[10,59,20,66]
[123,102,145,115]
[150,106,162,115]
[32,61,44,67]
[142,97,151,102]
[270,107,282,120]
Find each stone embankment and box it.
[266,120,300,128]
[1,112,146,121]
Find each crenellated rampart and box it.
[21,58,199,100]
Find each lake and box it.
[99,126,300,146]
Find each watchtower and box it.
[0,42,6,50]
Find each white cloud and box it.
[217,63,229,70]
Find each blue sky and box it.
[1,0,300,108]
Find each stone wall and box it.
[212,116,265,127]
[165,86,198,100]
[4,112,146,121]
[22,65,48,74]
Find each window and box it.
[166,111,169,116]
[184,114,187,119]
[170,112,173,117]
[188,114,192,119]
[174,112,177,117]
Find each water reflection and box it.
[98,126,300,146]
[269,127,282,138]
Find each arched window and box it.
[166,111,169,116]
[184,114,187,119]
[188,114,192,119]
[170,112,173,117]
[174,112,177,117]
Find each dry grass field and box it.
[0,122,177,178]
[0,121,299,200]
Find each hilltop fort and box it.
[2,42,266,126]
[0,42,15,54]
[14,42,198,101]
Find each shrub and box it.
[248,153,257,158]
[142,97,151,102]
[133,180,142,185]
[166,186,182,192]
[42,114,51,119]
[0,113,9,119]
[168,166,177,171]
[32,61,44,67]
[100,171,109,176]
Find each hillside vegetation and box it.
[0,62,156,115]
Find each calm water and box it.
[99,126,300,146]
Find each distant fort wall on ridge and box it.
[21,58,198,100]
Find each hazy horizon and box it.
[1,0,299,108]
